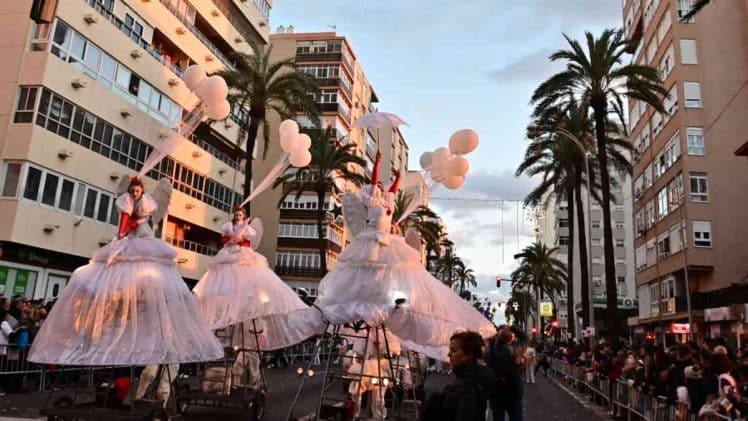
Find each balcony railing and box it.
[83,0,183,77]
[187,133,243,172]
[209,0,267,44]
[274,266,323,278]
[157,0,236,71]
[165,236,218,256]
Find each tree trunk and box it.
[575,181,591,331]
[566,187,576,338]
[592,98,621,343]
[536,285,542,340]
[316,185,328,275]
[242,118,261,213]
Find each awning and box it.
[736,140,748,157]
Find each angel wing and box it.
[149,178,173,225]
[116,176,131,196]
[404,228,422,251]
[343,191,366,237]
[249,218,264,250]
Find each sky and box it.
[271,0,623,323]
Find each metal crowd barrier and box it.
[546,356,702,421]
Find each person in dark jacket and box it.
[486,325,523,421]
[440,331,496,421]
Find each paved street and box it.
[0,367,604,420]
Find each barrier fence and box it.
[546,356,733,421]
[0,340,330,394]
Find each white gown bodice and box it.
[363,190,395,235]
[116,193,158,238]
[220,221,256,247]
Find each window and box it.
[677,0,695,21]
[634,176,644,199]
[592,238,602,245]
[1,163,22,197]
[668,173,684,210]
[680,39,698,64]
[644,164,654,189]
[41,173,59,206]
[25,86,240,213]
[23,167,42,201]
[657,187,668,219]
[660,45,675,80]
[664,84,678,116]
[650,283,660,316]
[618,276,626,284]
[616,239,625,248]
[657,232,670,260]
[651,112,663,136]
[656,6,672,43]
[558,236,569,246]
[59,179,74,211]
[635,211,646,236]
[684,82,702,108]
[558,219,569,228]
[645,200,655,228]
[592,220,601,229]
[689,173,708,202]
[646,240,657,267]
[14,87,39,123]
[616,222,625,229]
[693,221,712,247]
[635,246,646,270]
[670,222,685,253]
[686,127,705,155]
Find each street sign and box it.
[540,301,553,317]
[671,323,690,334]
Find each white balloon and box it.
[280,133,298,154]
[443,175,465,190]
[289,150,312,167]
[279,119,299,138]
[205,99,231,120]
[419,151,433,169]
[433,146,451,160]
[297,133,311,151]
[449,129,479,155]
[446,156,470,177]
[196,75,229,103]
[430,166,446,183]
[183,64,206,91]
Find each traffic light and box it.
[531,326,537,334]
[551,320,559,328]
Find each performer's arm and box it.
[388,170,402,193]
[117,213,131,238]
[371,150,382,186]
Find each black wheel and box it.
[47,396,73,421]
[249,391,266,421]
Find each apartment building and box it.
[539,178,638,339]
[252,29,409,299]
[623,0,748,344]
[0,0,270,300]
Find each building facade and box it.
[252,29,409,299]
[539,176,638,339]
[623,0,748,345]
[0,0,270,300]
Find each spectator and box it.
[1,308,15,396]
[486,325,523,421]
[665,344,692,404]
[420,331,496,421]
[524,340,536,384]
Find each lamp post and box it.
[527,123,594,339]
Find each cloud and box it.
[486,49,564,84]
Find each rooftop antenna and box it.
[328,25,336,30]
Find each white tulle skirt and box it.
[28,237,224,366]
[192,245,315,350]
[314,230,496,351]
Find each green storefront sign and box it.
[14,269,30,295]
[0,266,7,295]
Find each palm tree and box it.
[505,286,536,330]
[455,265,477,297]
[275,127,366,275]
[532,29,665,341]
[436,253,463,288]
[511,242,567,339]
[216,42,320,210]
[681,0,710,21]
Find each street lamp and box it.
[527,123,594,338]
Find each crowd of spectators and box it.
[544,337,748,418]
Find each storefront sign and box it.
[0,266,7,294]
[671,323,690,334]
[540,302,553,317]
[705,306,731,321]
[13,269,30,295]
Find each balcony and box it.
[165,236,218,256]
[275,266,323,278]
[210,0,265,44]
[317,103,341,113]
[82,0,184,77]
[157,0,236,71]
[277,237,342,254]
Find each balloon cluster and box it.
[418,129,479,190]
[278,119,312,168]
[182,64,231,120]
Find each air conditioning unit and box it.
[57,149,73,159]
[192,151,203,158]
[130,49,143,59]
[120,108,132,118]
[71,78,88,89]
[176,27,186,35]
[83,14,99,24]
[168,78,180,87]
